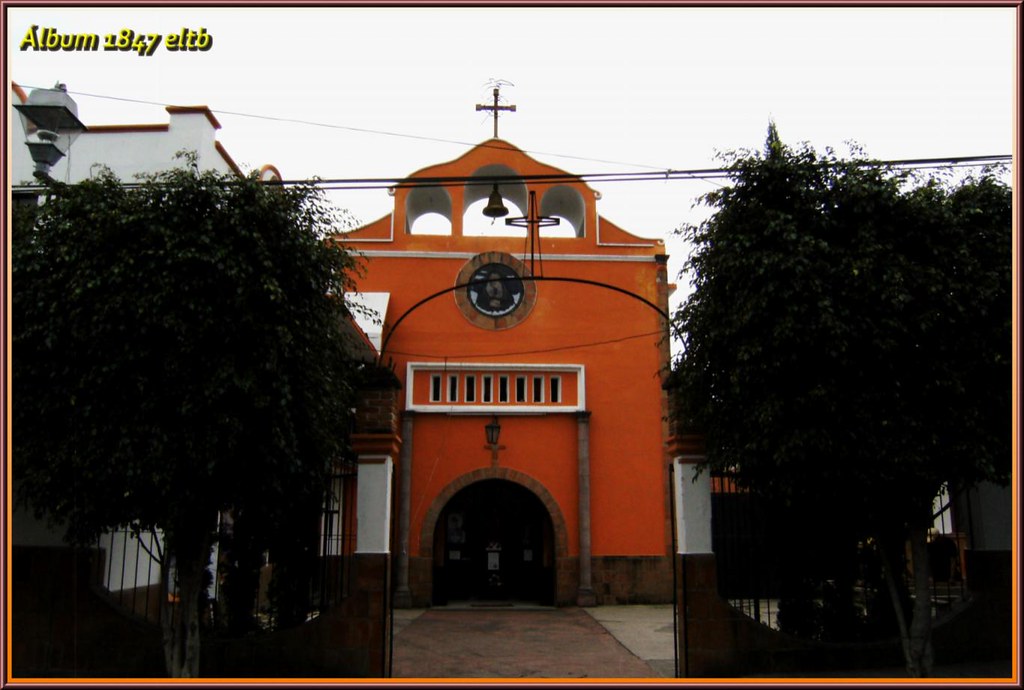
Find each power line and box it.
[30,85,1009,182]
[29,85,675,172]
[303,155,1010,192]
[385,329,667,361]
[11,155,1009,195]
[309,169,734,192]
[12,86,1009,194]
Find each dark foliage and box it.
[13,161,364,675]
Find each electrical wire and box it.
[21,85,1012,181]
[385,329,667,361]
[30,85,676,172]
[310,169,735,191]
[12,86,1009,196]
[12,156,1007,195]
[284,155,1012,190]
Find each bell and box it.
[482,184,509,218]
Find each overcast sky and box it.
[7,5,1017,302]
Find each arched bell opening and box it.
[463,164,528,237]
[406,186,453,235]
[540,185,587,238]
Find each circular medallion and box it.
[468,263,524,317]
[455,252,536,330]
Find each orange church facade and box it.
[339,139,674,607]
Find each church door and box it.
[433,479,554,606]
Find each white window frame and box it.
[515,376,527,403]
[532,376,545,403]
[407,363,585,414]
[550,376,562,404]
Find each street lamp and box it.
[14,83,86,180]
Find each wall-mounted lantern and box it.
[484,415,505,467]
[485,415,502,446]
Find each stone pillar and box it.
[674,463,712,555]
[576,411,597,606]
[356,455,394,554]
[671,434,722,677]
[393,412,415,608]
[350,429,399,678]
[354,453,394,678]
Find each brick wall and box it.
[354,366,401,435]
[355,389,400,435]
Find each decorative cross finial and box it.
[476,80,516,138]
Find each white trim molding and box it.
[356,250,659,263]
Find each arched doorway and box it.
[432,479,555,606]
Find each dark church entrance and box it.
[432,479,555,606]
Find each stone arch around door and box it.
[420,467,569,562]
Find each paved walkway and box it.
[391,604,1014,681]
[391,605,673,679]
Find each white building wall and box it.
[97,529,164,592]
[11,84,239,186]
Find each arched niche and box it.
[258,164,283,183]
[540,185,586,238]
[463,164,528,237]
[406,186,453,235]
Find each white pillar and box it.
[674,459,713,554]
[356,455,394,554]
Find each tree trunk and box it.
[879,528,934,677]
[160,530,213,677]
[906,525,934,677]
[878,538,912,671]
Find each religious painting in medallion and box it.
[467,263,524,317]
[454,252,536,329]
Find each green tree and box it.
[13,161,364,677]
[670,124,1011,676]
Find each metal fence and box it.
[93,466,358,634]
[96,527,166,625]
[710,471,967,641]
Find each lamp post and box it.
[14,82,86,180]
